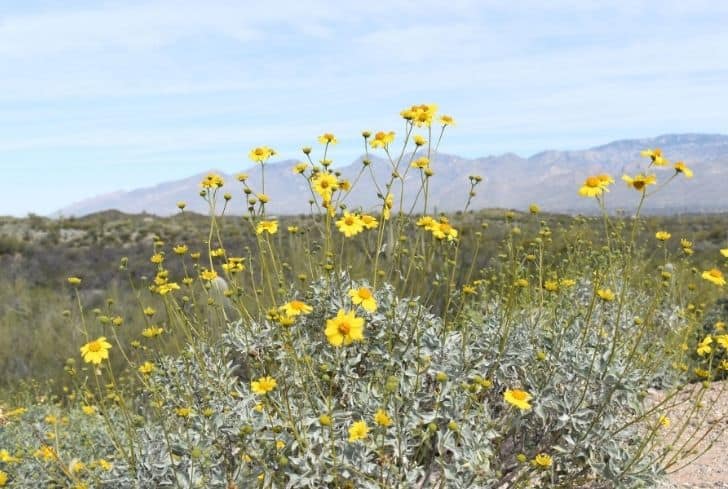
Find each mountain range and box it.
[57,134,728,217]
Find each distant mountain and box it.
[57,134,728,216]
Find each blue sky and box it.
[1,0,727,216]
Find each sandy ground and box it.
[655,380,728,488]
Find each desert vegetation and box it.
[1,105,727,488]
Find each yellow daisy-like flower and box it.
[349,287,377,313]
[401,103,438,127]
[222,257,245,273]
[318,133,337,145]
[293,162,308,174]
[658,415,670,428]
[680,238,693,249]
[175,407,192,418]
[141,326,164,338]
[251,376,277,395]
[281,300,313,317]
[411,157,430,169]
[413,134,427,146]
[34,445,57,461]
[532,453,553,468]
[95,459,113,471]
[543,280,559,292]
[440,114,456,126]
[67,276,82,286]
[578,175,611,197]
[370,131,395,149]
[173,244,188,255]
[655,231,671,241]
[673,161,693,178]
[80,337,112,365]
[336,212,365,238]
[431,220,458,241]
[640,148,667,166]
[200,173,225,189]
[256,220,278,235]
[373,409,392,427]
[720,248,728,258]
[0,470,7,486]
[157,282,180,295]
[696,336,713,356]
[249,146,275,163]
[702,268,726,286]
[312,172,339,202]
[348,420,369,442]
[504,388,532,411]
[325,309,365,347]
[81,405,97,415]
[0,450,20,464]
[622,173,657,191]
[718,334,728,350]
[360,214,378,229]
[200,269,218,281]
[138,361,155,375]
[597,288,615,301]
[416,216,437,229]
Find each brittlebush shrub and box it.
[1,105,727,488]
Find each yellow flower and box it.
[157,282,180,295]
[312,172,339,202]
[597,288,615,301]
[440,114,456,126]
[720,248,728,258]
[417,216,437,229]
[401,103,438,127]
[249,146,275,163]
[222,257,246,273]
[141,326,164,338]
[696,336,713,356]
[370,131,395,149]
[716,335,728,349]
[318,133,337,145]
[543,280,559,292]
[431,220,458,241]
[69,459,86,474]
[173,244,188,255]
[504,389,532,411]
[349,287,377,313]
[411,157,430,169]
[275,440,286,450]
[514,278,529,288]
[210,247,225,257]
[256,220,278,235]
[200,173,224,189]
[360,214,378,229]
[702,268,726,286]
[680,238,693,249]
[622,173,657,191]
[0,450,20,464]
[532,453,553,468]
[658,415,670,428]
[175,407,192,418]
[413,134,427,146]
[578,175,612,197]
[81,405,97,415]
[655,231,671,241]
[80,337,112,365]
[348,420,369,442]
[281,300,313,317]
[200,269,218,281]
[382,193,394,220]
[674,161,693,178]
[374,409,392,427]
[293,162,308,174]
[95,459,113,471]
[640,148,668,166]
[67,276,82,286]
[0,470,7,486]
[138,361,155,375]
[251,376,277,395]
[325,310,365,347]
[150,253,164,264]
[34,445,57,461]
[336,212,365,238]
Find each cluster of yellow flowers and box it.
[416,215,458,241]
[335,212,378,237]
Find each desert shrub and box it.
[1,105,727,488]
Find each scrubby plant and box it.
[1,105,727,488]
